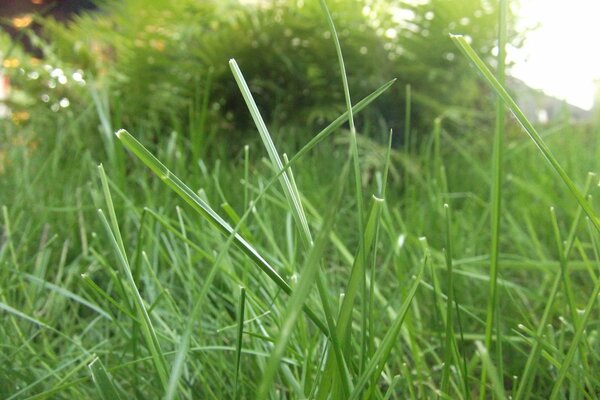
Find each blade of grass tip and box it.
[88,357,123,400]
[257,160,352,399]
[481,1,507,397]
[449,34,600,233]
[229,59,312,248]
[234,286,246,400]
[236,78,394,209]
[475,341,507,400]
[515,173,594,400]
[114,129,327,334]
[97,209,169,390]
[347,248,425,400]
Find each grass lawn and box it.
[1,3,600,399]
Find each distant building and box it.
[506,76,593,124]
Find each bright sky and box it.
[509,0,600,110]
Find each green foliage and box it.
[29,0,518,150]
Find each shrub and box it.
[11,0,519,155]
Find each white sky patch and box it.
[509,0,600,110]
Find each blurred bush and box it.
[4,0,520,156]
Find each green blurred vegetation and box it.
[3,0,519,154]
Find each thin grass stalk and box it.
[405,84,412,153]
[367,129,394,387]
[480,1,507,397]
[318,0,370,377]
[476,341,507,400]
[440,204,457,397]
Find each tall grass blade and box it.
[440,204,459,397]
[450,34,600,232]
[318,0,370,375]
[480,1,507,397]
[231,39,359,393]
[229,58,313,247]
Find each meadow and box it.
[1,0,599,398]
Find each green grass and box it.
[2,4,600,399]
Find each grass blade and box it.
[229,58,312,247]
[234,286,246,400]
[88,357,123,400]
[475,341,507,400]
[450,34,600,232]
[348,251,425,399]
[480,1,507,397]
[230,54,353,395]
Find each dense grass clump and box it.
[2,1,600,399]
